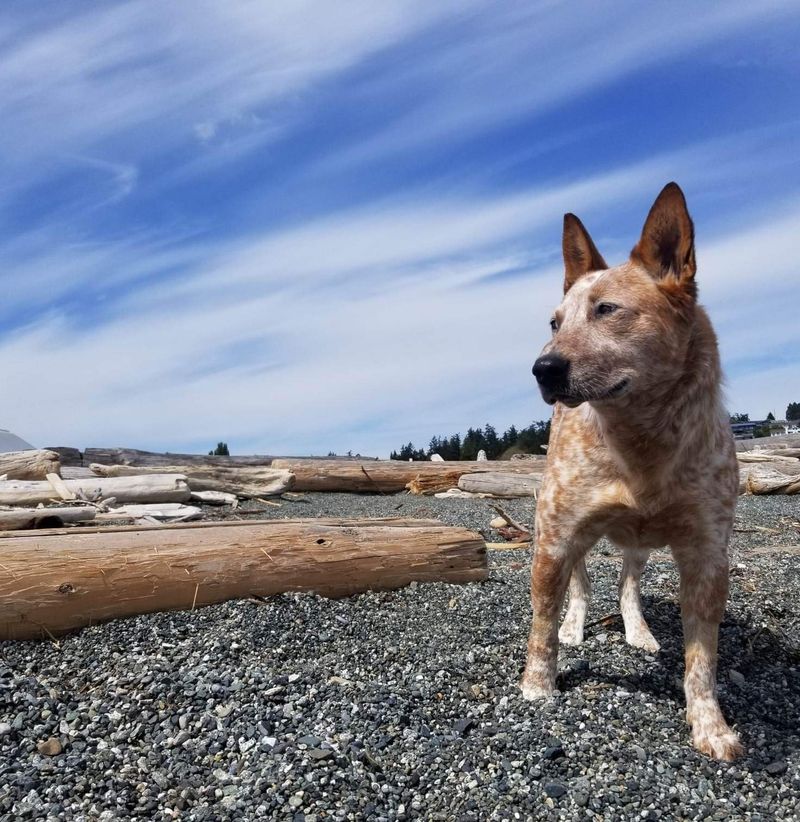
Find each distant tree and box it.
[766,412,775,421]
[787,402,800,421]
[327,451,337,457]
[729,413,749,424]
[483,424,501,459]
[209,442,230,456]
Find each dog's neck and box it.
[586,306,726,479]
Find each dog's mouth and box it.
[597,378,630,401]
[545,378,630,407]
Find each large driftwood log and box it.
[84,448,276,467]
[458,472,542,497]
[743,465,800,495]
[270,459,539,494]
[736,434,800,452]
[0,507,97,530]
[0,474,191,507]
[89,463,293,498]
[0,450,61,481]
[84,448,381,468]
[44,447,83,467]
[0,518,488,640]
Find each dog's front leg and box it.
[520,534,589,699]
[672,541,742,761]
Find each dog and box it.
[520,183,742,761]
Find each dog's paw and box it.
[625,628,660,653]
[691,725,743,761]
[558,622,584,646]
[519,679,557,701]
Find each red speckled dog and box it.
[520,183,742,760]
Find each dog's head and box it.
[533,182,698,408]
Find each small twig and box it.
[489,504,531,535]
[583,612,620,631]
[255,497,281,507]
[191,583,199,610]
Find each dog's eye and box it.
[549,317,558,332]
[596,302,619,316]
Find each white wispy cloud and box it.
[3,134,798,453]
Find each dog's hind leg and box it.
[558,558,590,646]
[619,549,660,653]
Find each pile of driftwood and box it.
[737,449,800,495]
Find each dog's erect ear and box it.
[562,213,607,293]
[631,183,696,294]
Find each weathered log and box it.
[84,447,276,467]
[744,465,800,495]
[190,490,238,506]
[0,450,61,481]
[103,503,203,522]
[270,459,538,494]
[0,507,96,530]
[736,434,800,452]
[45,447,83,467]
[458,472,542,498]
[736,452,800,464]
[0,474,191,507]
[89,463,293,498]
[0,518,488,640]
[83,448,380,468]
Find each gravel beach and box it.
[1,494,799,821]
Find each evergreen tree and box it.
[483,424,500,459]
[787,402,800,421]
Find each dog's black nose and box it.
[532,353,570,390]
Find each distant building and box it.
[0,428,35,452]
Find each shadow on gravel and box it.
[560,594,800,771]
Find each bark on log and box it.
[0,450,61,481]
[270,459,538,494]
[0,507,96,530]
[0,474,191,507]
[89,463,293,498]
[457,472,542,497]
[0,518,488,640]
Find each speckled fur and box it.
[520,184,742,761]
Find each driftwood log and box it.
[742,465,800,495]
[457,472,542,497]
[0,474,191,507]
[0,450,61,481]
[736,452,800,495]
[83,448,380,468]
[269,459,540,494]
[0,507,97,530]
[736,434,800,452]
[0,518,488,640]
[83,448,276,468]
[89,463,293,498]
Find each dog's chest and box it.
[603,508,679,551]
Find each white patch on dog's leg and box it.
[619,549,660,652]
[559,559,590,646]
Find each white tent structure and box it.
[0,429,35,453]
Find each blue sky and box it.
[1,1,799,456]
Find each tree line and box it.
[390,421,551,461]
